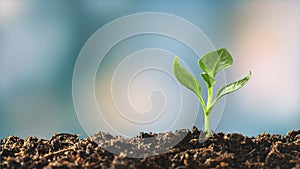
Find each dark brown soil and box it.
[1,127,300,169]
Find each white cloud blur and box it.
[0,1,25,26]
[232,1,300,118]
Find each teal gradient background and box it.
[1,1,299,138]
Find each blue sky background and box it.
[1,1,300,138]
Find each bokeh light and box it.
[1,1,299,138]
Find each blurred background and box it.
[1,0,299,138]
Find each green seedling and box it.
[173,48,251,137]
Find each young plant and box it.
[173,48,251,137]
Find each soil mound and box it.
[1,127,299,168]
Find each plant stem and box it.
[207,86,213,108]
[198,95,206,113]
[204,86,213,137]
[204,113,210,137]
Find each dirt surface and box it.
[1,127,300,169]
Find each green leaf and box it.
[201,72,216,88]
[215,71,252,102]
[199,48,233,77]
[173,56,201,97]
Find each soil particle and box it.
[1,127,299,168]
